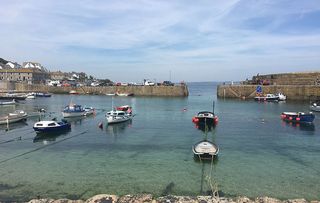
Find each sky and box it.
[0,0,320,82]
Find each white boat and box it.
[33,120,71,133]
[106,93,116,96]
[116,92,134,96]
[0,110,28,125]
[0,99,17,105]
[26,93,36,99]
[84,107,95,116]
[62,104,86,118]
[276,93,287,101]
[310,101,320,112]
[254,94,279,102]
[106,110,132,124]
[192,140,219,159]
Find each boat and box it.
[310,101,320,112]
[84,107,95,116]
[0,110,28,125]
[281,112,315,123]
[116,105,132,115]
[0,93,27,100]
[26,92,36,99]
[276,93,287,101]
[0,99,17,105]
[69,90,79,95]
[116,92,134,96]
[254,94,279,102]
[192,140,219,159]
[192,101,218,126]
[62,104,86,118]
[33,120,71,133]
[35,92,52,97]
[106,110,132,124]
[106,93,116,96]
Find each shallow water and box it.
[0,82,319,201]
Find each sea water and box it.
[0,82,319,201]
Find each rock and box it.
[157,195,199,203]
[284,199,308,203]
[117,194,153,203]
[256,197,282,203]
[85,194,118,203]
[235,197,254,203]
[28,199,55,203]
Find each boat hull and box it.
[62,111,86,118]
[281,112,315,123]
[107,116,132,124]
[0,96,26,100]
[33,123,71,133]
[192,140,219,160]
[254,97,279,102]
[310,105,320,112]
[0,114,27,125]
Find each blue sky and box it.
[0,0,319,82]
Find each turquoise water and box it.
[0,82,319,201]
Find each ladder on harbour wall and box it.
[221,85,256,99]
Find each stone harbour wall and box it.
[2,83,189,97]
[217,85,320,100]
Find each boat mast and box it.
[212,101,215,114]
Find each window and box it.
[48,123,56,126]
[36,124,43,126]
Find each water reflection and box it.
[194,123,216,132]
[0,120,28,132]
[281,121,315,132]
[33,129,71,144]
[106,120,132,136]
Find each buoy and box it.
[182,108,187,112]
[98,122,103,129]
[296,117,300,121]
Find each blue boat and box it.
[35,92,52,97]
[62,104,86,118]
[33,120,71,133]
[281,112,315,123]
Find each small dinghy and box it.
[281,112,315,123]
[192,140,219,160]
[254,94,279,102]
[33,120,71,133]
[84,107,95,116]
[0,110,27,125]
[0,99,17,105]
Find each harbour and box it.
[0,82,319,202]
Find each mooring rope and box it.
[0,130,88,165]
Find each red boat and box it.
[116,105,132,115]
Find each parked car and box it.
[163,81,174,86]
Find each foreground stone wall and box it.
[27,194,320,203]
[12,83,189,97]
[217,85,320,100]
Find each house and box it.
[0,68,49,84]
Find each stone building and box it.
[0,68,49,84]
[49,71,70,80]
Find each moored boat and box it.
[254,94,279,102]
[69,90,79,95]
[281,112,315,123]
[192,140,219,159]
[192,111,218,126]
[33,120,71,133]
[0,99,17,105]
[35,92,52,97]
[106,110,132,124]
[0,110,28,125]
[0,93,27,100]
[116,92,134,96]
[276,93,287,101]
[62,104,86,118]
[84,107,95,116]
[116,105,132,115]
[310,101,320,112]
